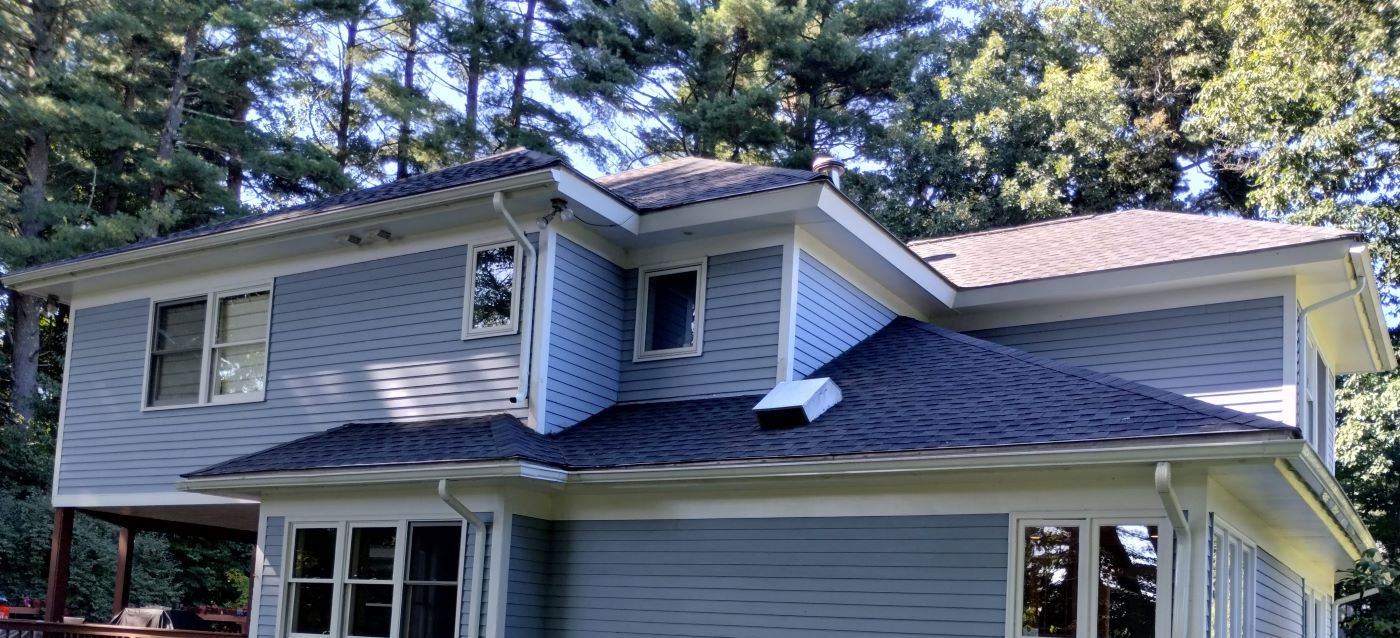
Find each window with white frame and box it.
[634,262,705,360]
[1209,523,1256,638]
[146,287,271,408]
[1299,328,1336,470]
[1015,517,1169,638]
[462,241,522,339]
[285,521,463,638]
[1304,587,1336,638]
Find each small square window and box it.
[463,241,522,339]
[634,262,705,361]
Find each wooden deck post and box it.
[113,526,136,617]
[44,507,74,622]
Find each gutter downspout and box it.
[438,479,487,638]
[1155,462,1191,638]
[493,191,538,405]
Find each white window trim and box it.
[1008,514,1174,638]
[1209,518,1258,638]
[461,240,523,340]
[633,260,707,362]
[141,282,272,411]
[281,519,465,638]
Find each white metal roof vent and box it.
[753,377,843,430]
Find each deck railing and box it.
[0,619,243,638]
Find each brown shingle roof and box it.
[908,209,1359,289]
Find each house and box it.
[6,147,1391,638]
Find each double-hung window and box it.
[1015,517,1170,638]
[146,286,271,408]
[285,522,463,638]
[463,240,523,339]
[634,262,706,361]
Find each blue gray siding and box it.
[618,246,784,402]
[1257,549,1305,638]
[793,250,896,378]
[535,514,1009,637]
[461,518,493,638]
[507,516,553,638]
[254,516,285,638]
[544,238,624,432]
[968,297,1286,420]
[59,246,522,495]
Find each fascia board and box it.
[552,167,641,234]
[951,238,1355,308]
[5,169,561,293]
[178,435,1301,492]
[1278,447,1376,558]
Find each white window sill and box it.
[633,348,703,363]
[141,394,266,412]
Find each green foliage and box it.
[1338,330,1400,554]
[1339,549,1400,637]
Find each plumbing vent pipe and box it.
[812,153,847,190]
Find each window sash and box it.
[1014,517,1171,638]
[634,262,706,361]
[145,286,270,408]
[462,240,522,339]
[282,520,463,638]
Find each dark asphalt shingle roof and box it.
[12,152,825,277]
[185,317,1294,478]
[594,157,822,211]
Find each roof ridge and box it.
[598,155,818,183]
[899,318,1295,433]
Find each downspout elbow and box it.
[492,191,538,406]
[438,479,487,638]
[1155,462,1191,638]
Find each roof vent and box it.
[811,152,847,190]
[753,378,843,429]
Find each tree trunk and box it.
[99,80,137,214]
[335,19,360,167]
[464,0,484,160]
[149,20,204,204]
[396,17,418,180]
[506,0,537,139]
[12,0,62,426]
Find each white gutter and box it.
[5,170,559,294]
[178,435,1300,493]
[1155,462,1191,638]
[1345,245,1392,370]
[437,479,487,638]
[493,191,538,405]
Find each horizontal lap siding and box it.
[968,297,1286,420]
[540,514,1009,638]
[793,251,896,378]
[618,246,783,402]
[508,516,553,638]
[545,237,624,432]
[59,246,522,495]
[255,516,285,638]
[1256,550,1305,638]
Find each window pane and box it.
[346,584,393,638]
[213,343,267,397]
[644,269,699,351]
[217,291,269,343]
[1097,525,1158,638]
[349,527,397,580]
[1022,525,1079,638]
[292,528,337,579]
[402,585,457,638]
[406,523,461,582]
[154,299,206,351]
[470,245,516,331]
[149,350,203,406]
[289,582,333,635]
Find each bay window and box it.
[285,522,464,638]
[146,286,271,408]
[1016,518,1169,638]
